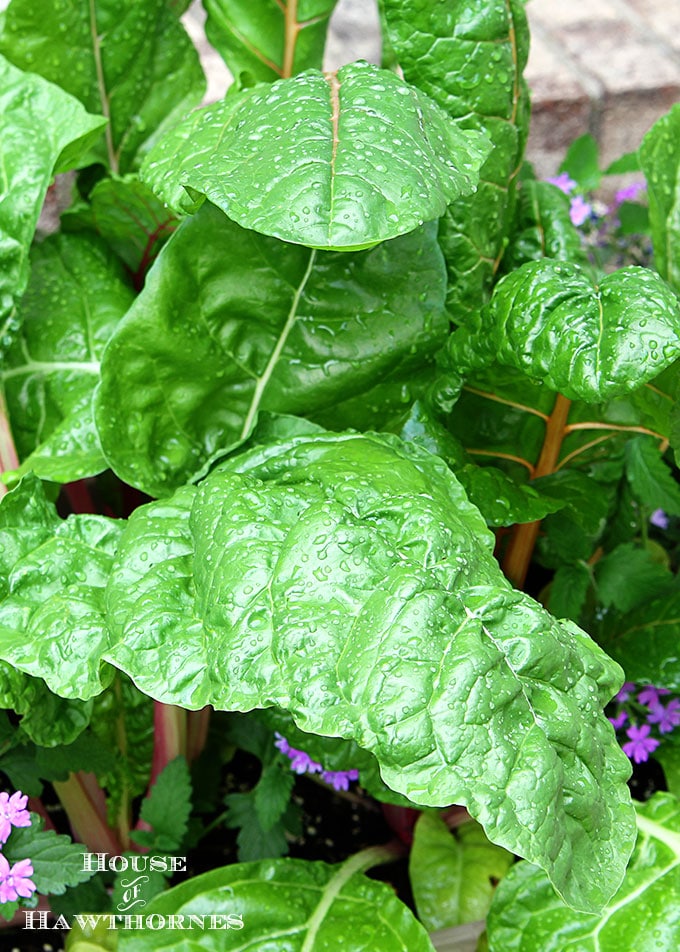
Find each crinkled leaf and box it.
[599,590,680,692]
[625,436,680,516]
[487,793,680,952]
[537,471,614,568]
[142,61,491,250]
[204,0,338,86]
[595,542,674,613]
[5,817,97,896]
[0,0,205,173]
[95,204,447,495]
[3,233,135,483]
[502,181,588,272]
[0,53,105,360]
[0,661,92,747]
[62,176,177,275]
[453,261,680,402]
[381,0,530,323]
[119,857,436,951]
[134,756,192,853]
[410,812,513,931]
[639,103,680,292]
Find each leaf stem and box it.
[89,0,118,174]
[282,0,300,78]
[187,706,211,763]
[502,393,572,588]
[53,771,122,854]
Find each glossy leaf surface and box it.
[409,812,513,931]
[95,205,447,495]
[640,103,680,292]
[3,233,135,483]
[0,437,635,909]
[0,54,105,360]
[502,180,588,272]
[456,261,680,402]
[0,0,205,173]
[142,61,491,250]
[204,0,338,85]
[381,0,530,322]
[487,793,680,952]
[119,856,435,951]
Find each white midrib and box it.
[239,249,316,439]
[2,360,100,379]
[300,849,380,952]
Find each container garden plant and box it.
[0,0,679,949]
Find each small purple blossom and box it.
[614,182,646,204]
[0,855,36,903]
[622,724,660,764]
[0,791,31,845]
[615,681,636,703]
[569,195,593,226]
[638,686,670,708]
[547,173,577,194]
[647,699,680,734]
[650,509,669,529]
[608,710,628,730]
[321,770,360,792]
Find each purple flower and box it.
[614,182,646,204]
[647,699,680,734]
[622,724,660,764]
[547,173,577,194]
[615,682,636,703]
[321,770,360,792]
[638,686,670,708]
[0,855,36,903]
[650,509,669,529]
[0,791,31,845]
[569,195,593,226]
[608,711,628,730]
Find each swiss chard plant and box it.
[0,0,679,948]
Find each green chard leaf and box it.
[3,233,135,483]
[0,0,205,174]
[0,53,105,360]
[502,180,589,272]
[94,204,448,496]
[204,0,338,86]
[487,793,680,952]
[449,261,680,402]
[639,102,680,292]
[118,857,436,951]
[409,812,513,931]
[142,62,491,250]
[62,175,177,276]
[381,0,530,323]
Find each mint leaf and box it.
[4,819,96,896]
[134,756,192,852]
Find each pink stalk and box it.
[53,771,122,855]
[187,706,211,763]
[0,389,18,497]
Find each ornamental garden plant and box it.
[0,0,679,949]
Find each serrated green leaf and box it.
[5,819,96,896]
[559,133,601,191]
[142,62,490,250]
[410,813,513,931]
[595,542,674,613]
[3,233,135,484]
[254,761,294,833]
[0,53,106,361]
[62,176,177,275]
[135,756,192,853]
[599,590,680,692]
[204,0,338,86]
[625,436,680,516]
[381,0,530,323]
[535,470,614,567]
[224,791,289,862]
[487,793,680,952]
[0,0,205,173]
[639,103,680,292]
[454,261,680,402]
[118,857,436,951]
[94,204,447,496]
[50,876,111,920]
[547,563,591,623]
